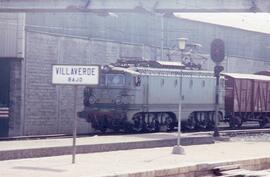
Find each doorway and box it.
[0,60,10,137]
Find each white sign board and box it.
[52,65,99,85]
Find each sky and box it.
[175,13,270,34]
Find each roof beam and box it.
[0,0,270,13]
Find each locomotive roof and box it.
[135,67,211,73]
[131,67,214,77]
[108,64,215,77]
[155,60,185,68]
[108,65,140,75]
[222,73,270,81]
[107,59,216,78]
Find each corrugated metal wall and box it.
[0,13,25,59]
[26,13,270,61]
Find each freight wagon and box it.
[223,73,270,128]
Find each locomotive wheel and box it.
[197,113,209,130]
[153,120,160,132]
[165,117,174,131]
[207,112,222,130]
[145,122,154,132]
[123,122,133,133]
[206,112,215,130]
[133,125,144,133]
[99,117,108,133]
[259,116,269,128]
[132,117,146,133]
[112,120,121,132]
[198,118,209,130]
[229,116,242,129]
[89,115,101,131]
[207,118,215,130]
[98,119,107,133]
[184,115,196,130]
[146,114,158,132]
[99,126,107,133]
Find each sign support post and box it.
[72,85,78,164]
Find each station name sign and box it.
[52,65,99,85]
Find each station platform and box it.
[0,132,214,161]
[0,138,270,177]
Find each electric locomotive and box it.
[78,60,225,132]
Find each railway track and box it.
[1,126,270,142]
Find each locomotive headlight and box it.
[121,96,129,104]
[102,65,111,72]
[114,97,122,105]
[88,95,96,104]
[114,96,122,105]
[114,95,129,105]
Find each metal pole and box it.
[161,14,164,60]
[177,71,182,146]
[172,57,184,155]
[142,44,145,60]
[213,73,220,137]
[72,86,78,164]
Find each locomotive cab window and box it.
[106,74,125,87]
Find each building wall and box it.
[26,13,270,62]
[8,60,22,136]
[0,13,25,59]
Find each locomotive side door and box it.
[224,77,234,115]
[142,75,149,112]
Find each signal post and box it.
[210,39,225,137]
